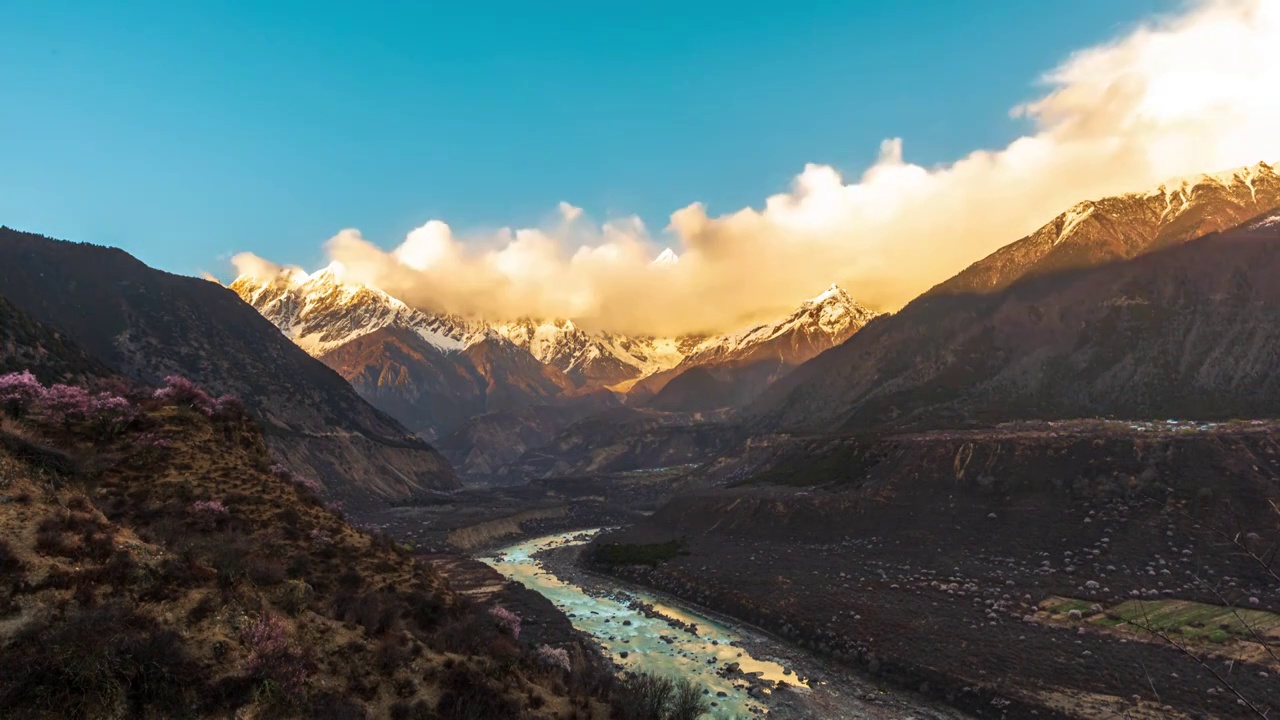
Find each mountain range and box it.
[4,161,1277,490]
[230,268,880,448]
[755,161,1280,431]
[225,162,1280,480]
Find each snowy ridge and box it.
[230,265,480,355]
[680,284,878,367]
[1013,162,1280,257]
[231,268,695,380]
[1144,162,1277,221]
[490,318,695,380]
[232,267,875,388]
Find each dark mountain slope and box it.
[756,208,1280,432]
[0,227,456,497]
[318,326,488,440]
[647,361,788,413]
[0,291,112,383]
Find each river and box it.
[481,529,804,718]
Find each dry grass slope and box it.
[0,381,615,719]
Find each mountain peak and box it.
[680,284,878,368]
[652,247,680,266]
[1152,160,1277,195]
[807,283,850,305]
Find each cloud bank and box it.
[234,0,1280,336]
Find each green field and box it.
[1042,596,1280,645]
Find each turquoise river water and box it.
[481,530,808,719]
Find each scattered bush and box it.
[375,634,409,674]
[0,603,199,718]
[0,371,137,438]
[295,475,324,495]
[191,499,229,518]
[0,539,23,574]
[154,375,216,414]
[246,556,288,586]
[535,644,572,673]
[309,692,371,720]
[241,613,310,699]
[33,512,113,560]
[280,579,316,615]
[0,370,42,419]
[667,677,711,720]
[210,393,248,422]
[273,463,324,495]
[435,664,524,720]
[339,590,403,637]
[489,605,521,639]
[615,672,709,720]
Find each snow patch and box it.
[1056,203,1095,246]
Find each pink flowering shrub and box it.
[489,606,521,639]
[40,383,95,428]
[86,393,137,438]
[0,372,136,438]
[210,393,248,422]
[535,644,571,672]
[190,500,230,530]
[153,375,215,415]
[0,371,44,418]
[136,430,170,449]
[240,614,309,699]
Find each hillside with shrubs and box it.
[0,368,625,719]
[0,229,458,499]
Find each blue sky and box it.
[1,0,1173,277]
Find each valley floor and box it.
[533,541,971,720]
[594,515,1279,718]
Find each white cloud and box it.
[234,0,1280,336]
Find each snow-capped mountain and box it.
[681,284,879,368]
[490,318,699,388]
[230,262,877,440]
[930,161,1280,297]
[229,263,479,355]
[231,266,703,389]
[626,283,880,410]
[761,161,1280,432]
[233,265,875,394]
